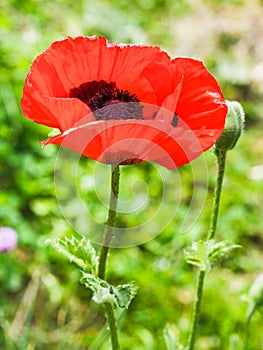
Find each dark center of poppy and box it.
[69,80,144,121]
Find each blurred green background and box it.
[0,0,263,349]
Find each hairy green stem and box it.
[187,149,227,350]
[187,270,206,350]
[207,149,226,240]
[104,302,120,350]
[98,165,120,350]
[98,165,120,280]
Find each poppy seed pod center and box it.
[69,80,144,121]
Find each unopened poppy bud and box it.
[215,100,245,151]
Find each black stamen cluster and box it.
[94,101,144,121]
[69,80,144,121]
[69,80,116,104]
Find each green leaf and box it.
[112,283,138,309]
[46,235,98,274]
[184,240,241,272]
[81,272,138,309]
[81,273,116,305]
[184,240,211,271]
[208,240,241,261]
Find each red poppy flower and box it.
[21,36,227,169]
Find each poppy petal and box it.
[171,58,227,131]
[24,36,173,98]
[142,61,184,123]
[111,45,172,104]
[22,36,177,127]
[42,119,207,170]
[21,87,95,131]
[42,97,95,131]
[21,86,60,128]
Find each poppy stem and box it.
[207,149,226,240]
[98,164,121,350]
[98,165,120,279]
[187,149,227,350]
[187,270,206,350]
[104,302,121,350]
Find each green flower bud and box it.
[215,100,245,151]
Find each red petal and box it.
[42,97,95,131]
[110,45,172,104]
[21,86,95,131]
[42,119,209,170]
[172,58,227,132]
[142,62,184,123]
[21,36,175,128]
[24,36,173,98]
[21,86,60,129]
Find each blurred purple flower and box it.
[0,227,18,252]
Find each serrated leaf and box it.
[46,236,98,274]
[112,283,138,309]
[184,240,241,272]
[83,273,116,305]
[208,241,241,261]
[184,241,211,271]
[81,273,138,309]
